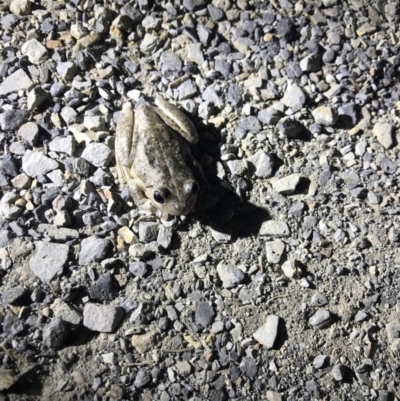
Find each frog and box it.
[115,95,203,220]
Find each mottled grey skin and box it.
[115,96,202,218]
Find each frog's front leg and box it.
[115,102,137,186]
[127,178,157,215]
[154,96,199,145]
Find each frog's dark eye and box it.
[153,191,165,204]
[191,182,200,194]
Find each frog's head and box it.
[149,180,200,216]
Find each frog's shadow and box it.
[190,120,270,240]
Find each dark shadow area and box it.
[274,316,289,350]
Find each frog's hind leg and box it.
[154,96,199,145]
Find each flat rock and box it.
[372,122,394,149]
[131,330,158,354]
[0,69,34,96]
[37,224,79,241]
[43,318,70,349]
[281,83,306,111]
[265,239,285,264]
[81,143,113,167]
[79,237,109,264]
[10,0,31,15]
[272,174,302,195]
[260,221,290,237]
[253,315,280,349]
[248,150,274,178]
[83,303,123,333]
[0,204,22,220]
[0,369,15,391]
[309,309,332,329]
[22,150,58,177]
[312,107,338,126]
[51,298,82,325]
[2,286,26,305]
[21,39,48,65]
[49,135,75,156]
[0,110,29,131]
[30,242,69,283]
[27,87,48,111]
[195,302,215,327]
[216,264,245,288]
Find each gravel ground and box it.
[0,0,400,400]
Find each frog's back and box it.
[133,104,194,187]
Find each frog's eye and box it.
[191,182,200,194]
[153,191,165,204]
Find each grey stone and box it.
[51,298,82,325]
[178,80,197,100]
[233,37,255,53]
[253,315,280,349]
[139,221,159,243]
[309,309,332,329]
[185,43,204,65]
[266,391,282,401]
[313,355,327,369]
[0,230,12,248]
[331,364,349,381]
[209,225,232,243]
[312,107,338,126]
[208,4,224,21]
[56,61,78,80]
[265,240,285,264]
[50,82,66,97]
[386,322,400,343]
[0,69,34,96]
[248,150,273,178]
[134,369,151,388]
[49,135,75,156]
[240,357,258,378]
[10,0,31,16]
[160,51,182,74]
[27,87,48,111]
[195,302,215,327]
[83,303,123,332]
[368,191,381,204]
[372,122,394,149]
[310,293,328,307]
[30,242,69,283]
[21,39,48,65]
[79,237,109,264]
[260,221,290,237]
[18,122,39,146]
[22,150,58,177]
[0,173,8,187]
[258,107,283,125]
[129,261,148,278]
[83,115,105,131]
[338,103,357,127]
[276,117,305,138]
[43,318,70,349]
[37,224,79,241]
[238,116,261,133]
[140,34,161,55]
[299,54,321,72]
[89,273,114,301]
[81,143,113,167]
[214,59,231,78]
[0,110,29,131]
[355,310,368,322]
[281,83,306,111]
[217,264,245,288]
[61,106,78,125]
[0,154,18,177]
[157,226,173,249]
[272,174,301,195]
[2,286,26,305]
[0,204,22,220]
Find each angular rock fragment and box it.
[83,303,123,333]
